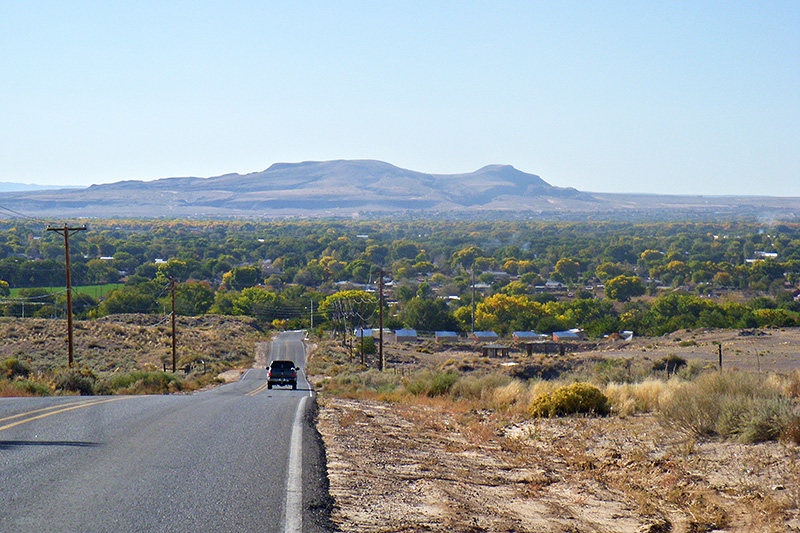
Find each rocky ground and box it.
[312,329,800,532]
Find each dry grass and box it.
[312,336,800,449]
[0,314,266,396]
[604,378,676,416]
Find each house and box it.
[353,328,372,338]
[753,251,778,260]
[552,330,580,342]
[395,329,418,342]
[512,331,549,342]
[472,331,499,341]
[486,270,511,280]
[435,331,459,342]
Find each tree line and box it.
[1,218,799,336]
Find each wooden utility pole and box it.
[171,278,177,372]
[46,224,87,368]
[359,300,365,365]
[379,269,385,371]
[471,268,476,333]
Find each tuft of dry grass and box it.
[603,378,677,417]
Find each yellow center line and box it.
[0,398,108,424]
[0,397,131,433]
[246,382,269,397]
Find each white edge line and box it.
[284,394,310,532]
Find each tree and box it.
[99,287,158,315]
[399,297,458,332]
[0,280,9,297]
[451,246,486,270]
[86,259,122,285]
[232,287,286,323]
[475,294,545,336]
[175,281,215,316]
[345,260,372,283]
[595,262,627,281]
[320,290,377,335]
[605,275,645,302]
[554,258,580,281]
[391,240,419,261]
[222,265,261,290]
[156,259,189,283]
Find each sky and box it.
[1,1,798,195]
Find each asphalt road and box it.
[0,331,332,532]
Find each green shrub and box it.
[1,358,30,379]
[359,336,377,356]
[54,369,96,395]
[323,368,401,397]
[98,371,184,395]
[404,370,459,397]
[430,371,458,396]
[529,382,611,417]
[653,354,687,374]
[12,378,52,396]
[1,378,51,397]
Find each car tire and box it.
[292,382,297,390]
[267,383,273,389]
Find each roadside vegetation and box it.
[308,338,800,445]
[1,360,222,397]
[0,315,264,396]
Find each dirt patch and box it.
[317,397,800,532]
[315,329,800,532]
[600,328,800,375]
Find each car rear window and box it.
[271,361,294,370]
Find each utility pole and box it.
[379,269,385,371]
[309,297,314,329]
[471,268,476,333]
[171,277,177,372]
[359,299,365,366]
[46,224,87,368]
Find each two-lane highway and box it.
[0,331,331,532]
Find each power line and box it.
[0,204,40,221]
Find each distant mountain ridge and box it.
[0,160,595,217]
[0,160,797,220]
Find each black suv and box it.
[267,360,298,390]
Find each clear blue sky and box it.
[2,1,798,195]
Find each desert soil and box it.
[312,329,800,532]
